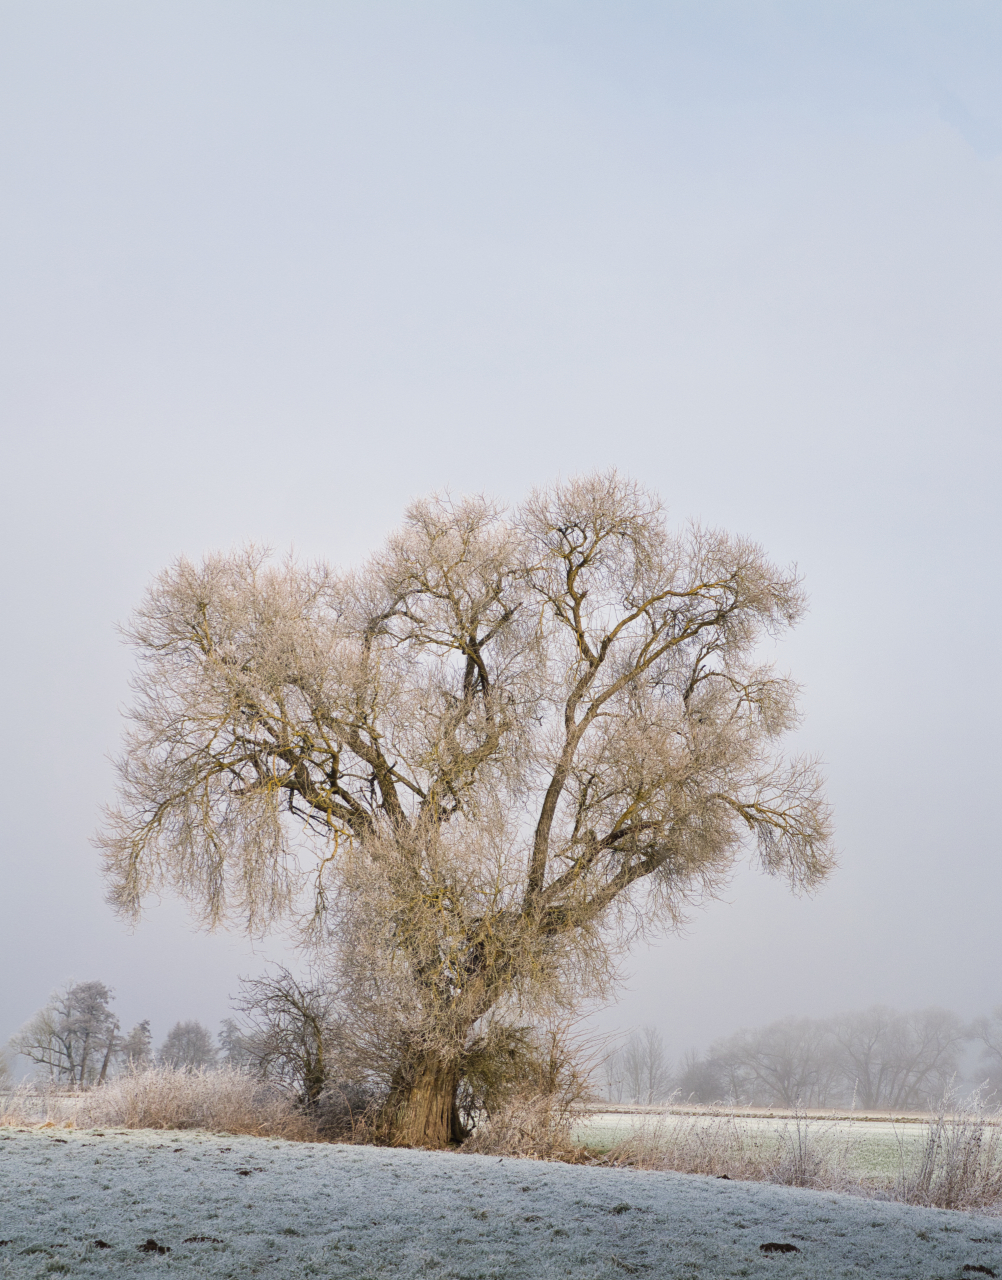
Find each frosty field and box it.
[2,1127,1001,1279]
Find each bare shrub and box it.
[769,1111,854,1190]
[74,1066,314,1138]
[895,1092,1002,1212]
[311,1081,385,1142]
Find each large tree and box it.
[99,472,834,1146]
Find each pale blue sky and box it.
[2,1,1001,1059]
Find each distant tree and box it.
[620,1027,673,1104]
[0,1044,12,1087]
[709,1016,841,1108]
[675,1047,725,1104]
[11,982,119,1086]
[117,1020,153,1068]
[971,1006,1002,1096]
[159,1021,218,1071]
[603,1046,626,1103]
[98,473,835,1146]
[680,1006,968,1111]
[217,1018,257,1071]
[234,968,341,1105]
[832,1006,966,1110]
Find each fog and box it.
[2,2,1000,1063]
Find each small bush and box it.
[310,1081,384,1142]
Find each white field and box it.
[1,1126,1001,1279]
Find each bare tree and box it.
[620,1026,673,1104]
[11,982,119,1087]
[832,1006,967,1110]
[675,1047,725,1103]
[603,1047,626,1103]
[707,1016,842,1108]
[680,1006,968,1111]
[159,1021,218,1071]
[98,472,834,1146]
[233,968,342,1105]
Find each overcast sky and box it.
[2,1,1001,1062]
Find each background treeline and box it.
[0,981,252,1087]
[608,1008,1002,1110]
[7,979,1002,1116]
[2,971,383,1123]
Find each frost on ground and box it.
[0,1128,1000,1279]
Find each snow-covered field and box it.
[1,1127,1001,1278]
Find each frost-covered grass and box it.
[2,1126,1001,1278]
[575,1111,926,1180]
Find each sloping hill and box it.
[0,1127,999,1278]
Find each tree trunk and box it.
[382,1051,467,1148]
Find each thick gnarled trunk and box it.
[382,1052,467,1148]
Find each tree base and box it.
[381,1055,467,1148]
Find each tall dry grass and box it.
[600,1100,1002,1211]
[602,1110,852,1191]
[461,1093,577,1159]
[0,1067,315,1139]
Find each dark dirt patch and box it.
[137,1239,171,1255]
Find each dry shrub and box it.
[76,1066,315,1137]
[311,1082,385,1143]
[895,1093,1002,1212]
[606,1112,776,1180]
[461,1092,576,1159]
[769,1113,854,1190]
[460,1022,595,1158]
